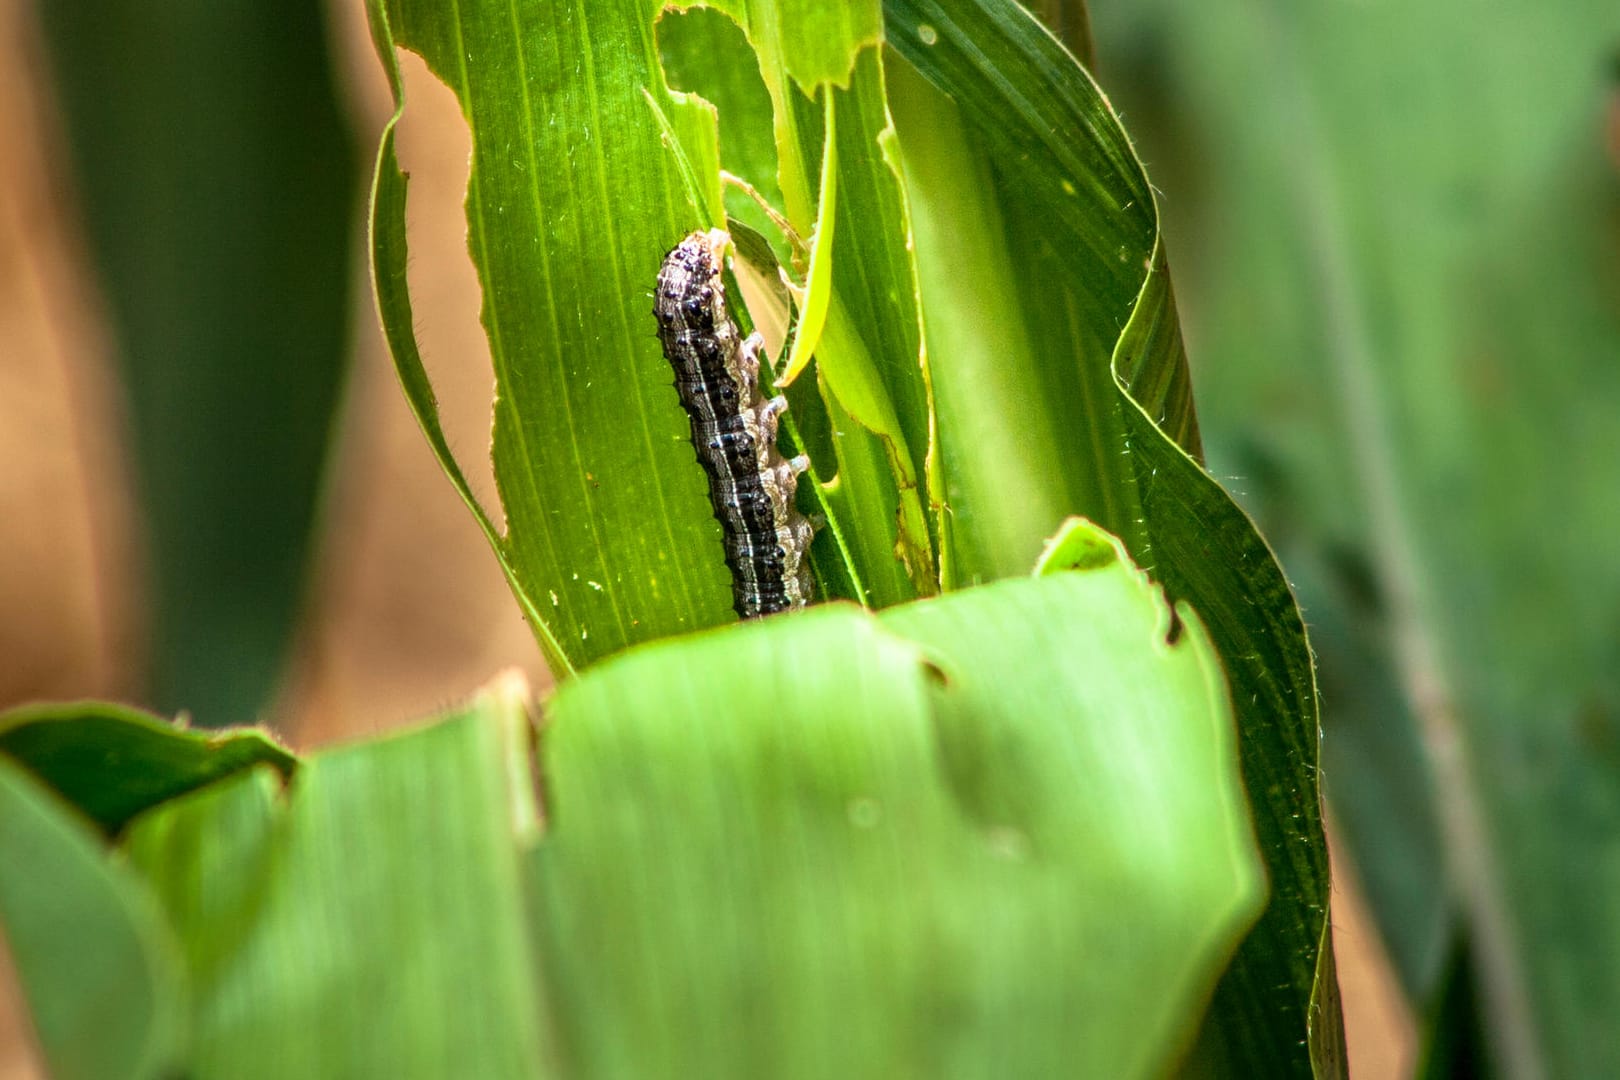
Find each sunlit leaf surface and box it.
[122,679,547,1079]
[96,553,1260,1078]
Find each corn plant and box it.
[0,1,1346,1076]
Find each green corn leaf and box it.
[0,759,185,1080]
[884,1,1339,1072]
[87,544,1260,1078]
[365,0,1335,1068]
[368,0,735,674]
[0,701,295,837]
[121,677,547,1079]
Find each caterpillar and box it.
[653,229,815,619]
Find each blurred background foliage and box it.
[34,0,358,726]
[1089,2,1620,1075]
[1,0,1617,1075]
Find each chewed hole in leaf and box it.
[393,49,502,531]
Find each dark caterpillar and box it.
[653,229,814,619]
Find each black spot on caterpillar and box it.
[654,229,814,619]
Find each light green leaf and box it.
[654,9,784,252]
[884,1,1339,1073]
[780,93,837,387]
[1034,515,1130,574]
[698,0,880,220]
[94,550,1260,1078]
[691,5,940,600]
[714,0,883,94]
[365,1,1334,1066]
[368,0,736,674]
[532,559,1263,1079]
[807,47,939,595]
[0,759,185,1080]
[121,676,547,1079]
[368,0,942,670]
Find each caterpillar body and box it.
[653,229,814,619]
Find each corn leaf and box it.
[93,548,1261,1078]
[0,760,185,1080]
[884,1,1339,1072]
[0,701,295,837]
[365,0,1336,1067]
